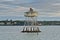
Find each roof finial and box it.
[30,8,33,12]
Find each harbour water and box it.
[0,26,60,40]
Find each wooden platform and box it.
[21,31,41,33]
[21,27,41,33]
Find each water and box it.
[0,26,60,40]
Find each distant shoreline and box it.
[0,20,60,26]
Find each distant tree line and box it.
[38,21,60,25]
[0,20,60,26]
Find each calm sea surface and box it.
[0,26,60,40]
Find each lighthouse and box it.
[21,8,41,33]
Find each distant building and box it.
[0,22,5,25]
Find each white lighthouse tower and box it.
[21,8,41,33]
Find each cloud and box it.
[39,12,60,17]
[0,0,14,2]
[0,1,38,16]
[52,3,60,6]
[50,13,60,17]
[0,4,11,9]
[0,0,60,20]
[12,7,29,12]
[0,6,29,16]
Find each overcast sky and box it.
[0,0,60,21]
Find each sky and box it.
[0,0,60,21]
